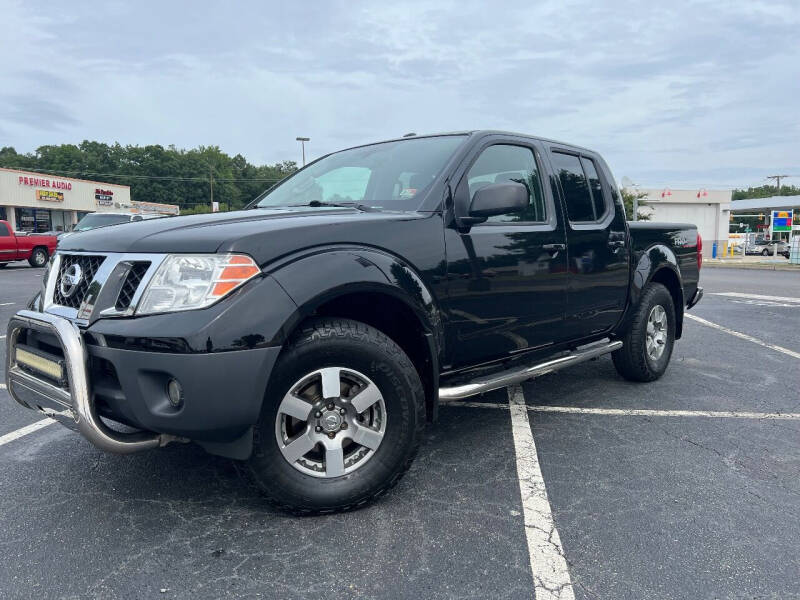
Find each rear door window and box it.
[551,151,594,222]
[0,223,9,236]
[580,157,607,219]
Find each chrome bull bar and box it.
[5,309,172,453]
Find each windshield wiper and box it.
[249,201,377,212]
[296,200,376,211]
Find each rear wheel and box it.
[0,263,7,269]
[28,247,48,268]
[612,283,675,382]
[247,318,425,514]
[762,249,770,256]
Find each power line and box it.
[766,174,791,191]
[0,165,285,182]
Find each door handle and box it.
[543,243,566,257]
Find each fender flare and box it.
[618,243,685,339]
[268,244,443,360]
[268,246,444,419]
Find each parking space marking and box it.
[508,385,576,600]
[442,401,800,420]
[685,314,800,360]
[0,383,6,390]
[0,303,14,307]
[711,292,800,304]
[0,419,54,447]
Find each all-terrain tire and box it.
[612,283,676,382]
[247,318,425,515]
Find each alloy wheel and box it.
[274,367,387,478]
[645,305,668,361]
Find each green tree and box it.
[732,184,800,200]
[0,141,298,213]
[621,188,650,221]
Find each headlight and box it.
[137,254,260,315]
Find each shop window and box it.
[16,208,52,233]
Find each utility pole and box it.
[209,164,214,209]
[766,175,789,194]
[296,137,310,166]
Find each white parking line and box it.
[0,419,55,447]
[685,314,800,360]
[508,385,575,600]
[711,292,800,304]
[442,401,800,419]
[0,302,14,307]
[0,383,6,390]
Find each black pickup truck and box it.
[5,131,703,513]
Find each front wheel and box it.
[762,249,770,256]
[612,282,676,382]
[28,247,48,268]
[247,318,425,514]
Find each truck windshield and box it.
[254,135,466,210]
[73,214,131,232]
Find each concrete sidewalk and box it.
[704,257,798,271]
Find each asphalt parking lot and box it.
[1,263,798,600]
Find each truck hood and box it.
[57,207,428,265]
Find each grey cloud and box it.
[0,95,80,130]
[0,0,797,187]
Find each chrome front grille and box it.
[44,251,165,322]
[115,262,151,311]
[52,254,106,309]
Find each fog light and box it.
[166,379,183,408]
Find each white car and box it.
[63,212,166,239]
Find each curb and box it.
[704,261,799,272]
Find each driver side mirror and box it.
[459,182,528,228]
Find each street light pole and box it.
[296,137,310,166]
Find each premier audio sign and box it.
[18,175,73,191]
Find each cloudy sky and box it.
[1,0,798,189]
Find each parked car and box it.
[0,220,58,268]
[62,212,165,238]
[779,238,792,259]
[747,239,789,256]
[5,131,703,513]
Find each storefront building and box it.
[635,188,732,258]
[0,168,178,233]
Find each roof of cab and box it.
[337,130,594,155]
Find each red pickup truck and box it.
[0,220,58,268]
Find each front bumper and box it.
[686,286,704,310]
[6,309,281,455]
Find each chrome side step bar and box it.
[438,340,623,400]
